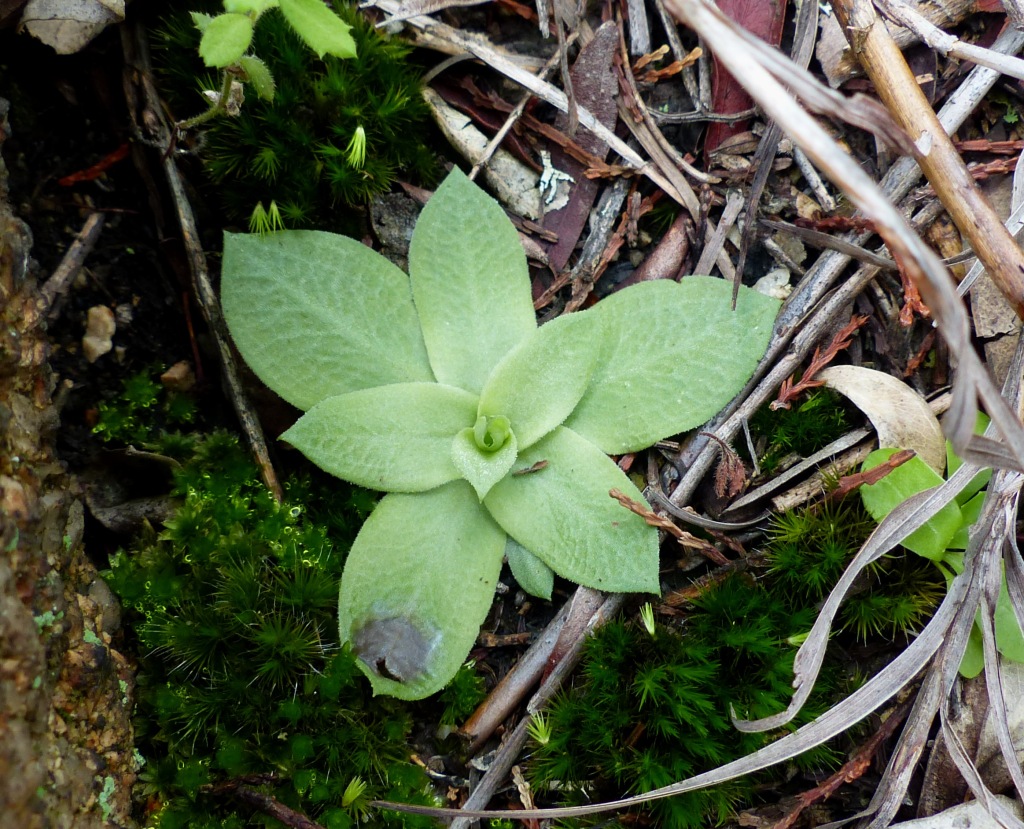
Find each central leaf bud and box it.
[473,414,512,453]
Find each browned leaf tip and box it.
[827,448,915,501]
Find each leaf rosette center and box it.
[473,414,512,453]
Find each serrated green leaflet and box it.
[278,0,357,59]
[479,310,601,450]
[282,383,478,493]
[190,11,215,32]
[199,13,254,67]
[338,482,505,700]
[409,168,536,394]
[221,230,433,410]
[485,428,659,593]
[237,55,275,100]
[564,278,778,454]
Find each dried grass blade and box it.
[734,461,980,732]
[978,488,1024,807]
[372,569,966,820]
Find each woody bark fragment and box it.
[831,0,1024,321]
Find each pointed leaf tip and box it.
[409,168,536,394]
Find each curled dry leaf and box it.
[817,365,946,474]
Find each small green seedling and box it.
[860,417,1024,677]
[181,0,356,128]
[221,168,779,699]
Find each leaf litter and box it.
[346,0,1024,825]
[19,0,1024,825]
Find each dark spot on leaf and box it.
[351,616,434,684]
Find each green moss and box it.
[750,390,850,475]
[764,499,943,642]
[153,1,437,230]
[92,367,196,445]
[438,661,487,727]
[104,431,439,827]
[528,574,841,828]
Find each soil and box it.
[0,20,219,829]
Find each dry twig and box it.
[831,0,1024,320]
[120,24,283,500]
[40,212,105,313]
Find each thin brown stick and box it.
[120,23,283,501]
[40,212,105,312]
[448,590,625,829]
[460,600,571,753]
[830,0,1024,320]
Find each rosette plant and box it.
[221,168,779,699]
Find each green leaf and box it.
[198,13,254,68]
[278,0,357,59]
[860,449,963,561]
[338,482,506,700]
[479,310,603,450]
[222,230,433,410]
[409,168,536,394]
[484,427,659,593]
[190,11,215,32]
[223,0,278,13]
[505,538,554,600]
[451,426,517,500]
[948,490,985,551]
[563,278,779,454]
[996,573,1024,662]
[237,55,276,101]
[961,621,985,678]
[947,412,992,506]
[282,383,477,492]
